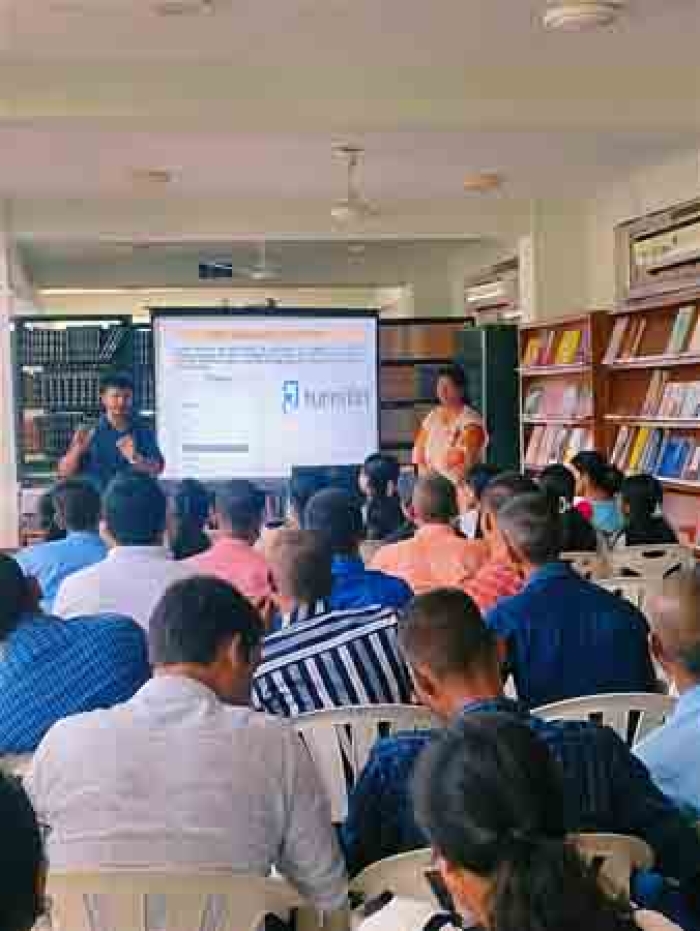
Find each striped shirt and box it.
[252,604,411,716]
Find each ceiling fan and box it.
[203,241,281,281]
[331,145,379,225]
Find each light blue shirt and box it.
[15,531,108,612]
[635,683,700,817]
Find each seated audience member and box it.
[635,571,700,816]
[253,530,410,715]
[360,453,404,541]
[15,478,107,611]
[288,471,324,529]
[37,488,65,542]
[456,462,500,539]
[54,473,191,630]
[571,450,624,538]
[372,474,487,594]
[167,478,211,561]
[383,471,418,544]
[187,480,271,601]
[461,472,536,612]
[486,492,656,707]
[619,474,678,548]
[0,771,46,931]
[342,588,700,910]
[393,713,681,931]
[28,577,346,914]
[0,555,148,754]
[539,463,598,553]
[304,488,413,612]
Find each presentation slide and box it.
[155,312,378,480]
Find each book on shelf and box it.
[657,436,694,479]
[523,383,591,419]
[523,386,544,417]
[683,445,700,482]
[604,317,629,363]
[627,427,651,472]
[685,313,700,355]
[665,305,697,355]
[554,329,582,365]
[539,330,558,365]
[641,371,669,416]
[523,335,541,367]
[616,317,647,360]
[525,424,591,468]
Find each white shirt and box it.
[53,545,193,631]
[27,675,347,912]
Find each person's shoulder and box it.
[69,612,145,639]
[364,729,436,776]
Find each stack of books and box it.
[524,425,591,468]
[604,305,700,363]
[523,383,592,419]
[611,426,700,481]
[635,375,700,419]
[522,327,586,367]
[604,316,647,363]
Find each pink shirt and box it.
[186,538,271,601]
[372,524,488,595]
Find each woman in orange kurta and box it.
[412,364,488,485]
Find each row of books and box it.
[22,413,84,460]
[522,327,588,368]
[611,425,700,481]
[379,323,460,360]
[523,382,592,419]
[524,425,591,469]
[20,324,129,366]
[22,370,103,411]
[639,373,700,419]
[604,304,700,363]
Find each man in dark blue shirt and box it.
[341,589,700,918]
[58,372,164,491]
[486,491,656,707]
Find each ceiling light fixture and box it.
[152,0,217,17]
[463,172,504,193]
[543,1,627,31]
[130,168,173,186]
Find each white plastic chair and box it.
[596,577,650,612]
[608,544,694,580]
[43,871,349,931]
[560,551,607,581]
[573,833,654,896]
[295,705,439,822]
[534,692,677,747]
[0,753,33,779]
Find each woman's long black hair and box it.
[169,479,212,561]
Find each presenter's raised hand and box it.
[116,434,137,464]
[71,425,94,453]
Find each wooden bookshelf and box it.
[519,311,610,474]
[378,317,465,465]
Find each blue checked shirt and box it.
[341,697,700,889]
[252,603,411,716]
[15,531,107,612]
[0,613,150,753]
[329,556,413,613]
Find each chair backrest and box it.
[595,576,650,612]
[43,872,342,931]
[608,544,694,580]
[572,833,654,896]
[295,704,439,822]
[560,551,607,581]
[534,692,677,747]
[0,753,33,779]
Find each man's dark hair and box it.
[268,529,333,604]
[0,772,44,931]
[149,576,263,666]
[0,556,30,643]
[362,453,401,498]
[103,473,167,546]
[51,478,101,532]
[497,491,562,566]
[304,487,364,556]
[399,588,497,679]
[539,464,576,505]
[413,473,458,524]
[481,472,538,515]
[99,371,134,394]
[216,480,266,537]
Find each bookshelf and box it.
[519,312,610,474]
[604,292,700,534]
[378,318,466,464]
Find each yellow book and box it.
[555,329,582,365]
[523,336,541,367]
[627,427,651,472]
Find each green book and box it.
[665,305,697,355]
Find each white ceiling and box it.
[0,0,698,276]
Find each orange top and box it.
[412,405,488,483]
[372,524,488,595]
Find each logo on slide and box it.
[282,380,300,414]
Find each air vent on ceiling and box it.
[543,1,626,31]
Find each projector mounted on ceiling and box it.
[543,1,627,31]
[331,145,379,225]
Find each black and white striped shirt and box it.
[252,603,411,716]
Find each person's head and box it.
[413,713,633,931]
[480,472,538,547]
[102,473,167,547]
[0,772,45,931]
[436,364,469,409]
[288,472,324,529]
[0,556,37,643]
[167,479,212,560]
[457,463,501,515]
[149,575,264,704]
[216,480,266,544]
[99,371,134,423]
[571,451,622,500]
[413,473,459,527]
[359,453,400,501]
[396,470,418,523]
[621,473,663,525]
[51,478,101,533]
[304,487,364,557]
[398,589,502,719]
[539,464,576,511]
[266,529,333,612]
[647,570,700,693]
[497,491,562,574]
[38,489,65,542]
